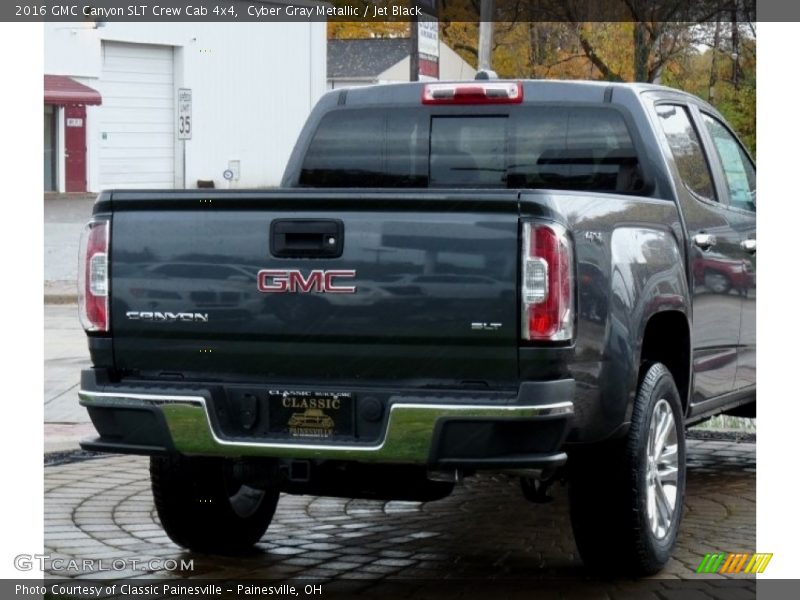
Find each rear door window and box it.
[700,113,756,212]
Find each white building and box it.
[327,38,477,90]
[44,18,327,192]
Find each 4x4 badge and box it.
[471,322,503,331]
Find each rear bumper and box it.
[79,371,574,469]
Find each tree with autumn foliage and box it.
[327,1,755,153]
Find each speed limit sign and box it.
[177,88,192,140]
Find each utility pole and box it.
[478,0,495,72]
[410,14,419,81]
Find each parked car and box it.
[694,252,755,295]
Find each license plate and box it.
[268,390,354,439]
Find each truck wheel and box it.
[704,270,731,294]
[150,455,280,554]
[567,362,686,575]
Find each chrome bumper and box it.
[79,389,574,464]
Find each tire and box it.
[704,270,731,294]
[151,455,280,554]
[567,362,686,576]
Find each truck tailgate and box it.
[109,191,521,387]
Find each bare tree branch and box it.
[543,53,586,73]
[453,42,479,59]
[572,23,624,81]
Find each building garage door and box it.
[98,42,174,189]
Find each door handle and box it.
[740,239,757,254]
[270,219,344,258]
[693,233,716,251]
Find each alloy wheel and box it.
[645,398,679,540]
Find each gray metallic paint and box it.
[84,80,755,454]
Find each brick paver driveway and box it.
[43,439,755,595]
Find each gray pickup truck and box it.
[78,79,756,575]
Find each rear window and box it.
[508,107,644,193]
[299,105,647,194]
[299,108,428,187]
[430,116,508,187]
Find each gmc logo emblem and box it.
[257,269,357,294]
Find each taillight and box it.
[521,222,573,342]
[78,219,109,332]
[422,81,523,105]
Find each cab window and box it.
[701,113,756,212]
[656,105,716,202]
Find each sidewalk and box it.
[44,194,95,452]
[44,193,94,304]
[44,304,92,453]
